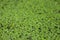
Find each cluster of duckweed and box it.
[0,0,60,40]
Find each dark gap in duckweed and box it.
[1,6,4,9]
[7,0,10,2]
[0,23,3,28]
[58,10,60,13]
[54,9,60,13]
[19,35,22,38]
[27,36,32,40]
[20,24,22,27]
[55,18,57,20]
[59,27,60,29]
[54,38,56,40]
[19,33,23,38]
[41,18,44,20]
[38,12,42,14]
[10,38,12,40]
[20,0,23,2]
[54,0,60,3]
[23,18,26,20]
[38,28,41,32]
[22,18,26,22]
[4,30,7,33]
[25,34,28,36]
[31,26,35,32]
[57,33,60,35]
[4,3,8,6]
[54,0,57,1]
[12,30,14,33]
[55,18,60,21]
[0,0,3,2]
[18,32,20,34]
[36,22,38,24]
[1,28,3,30]
[7,26,10,30]
[53,16,55,18]
[27,31,30,33]
[14,38,16,39]
[6,23,11,30]
[54,25,58,28]
[44,36,46,39]
[1,34,2,37]
[48,27,51,32]
[6,33,9,36]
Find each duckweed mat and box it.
[0,0,60,40]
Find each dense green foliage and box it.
[0,0,60,40]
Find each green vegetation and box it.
[0,0,60,40]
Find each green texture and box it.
[0,0,60,40]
